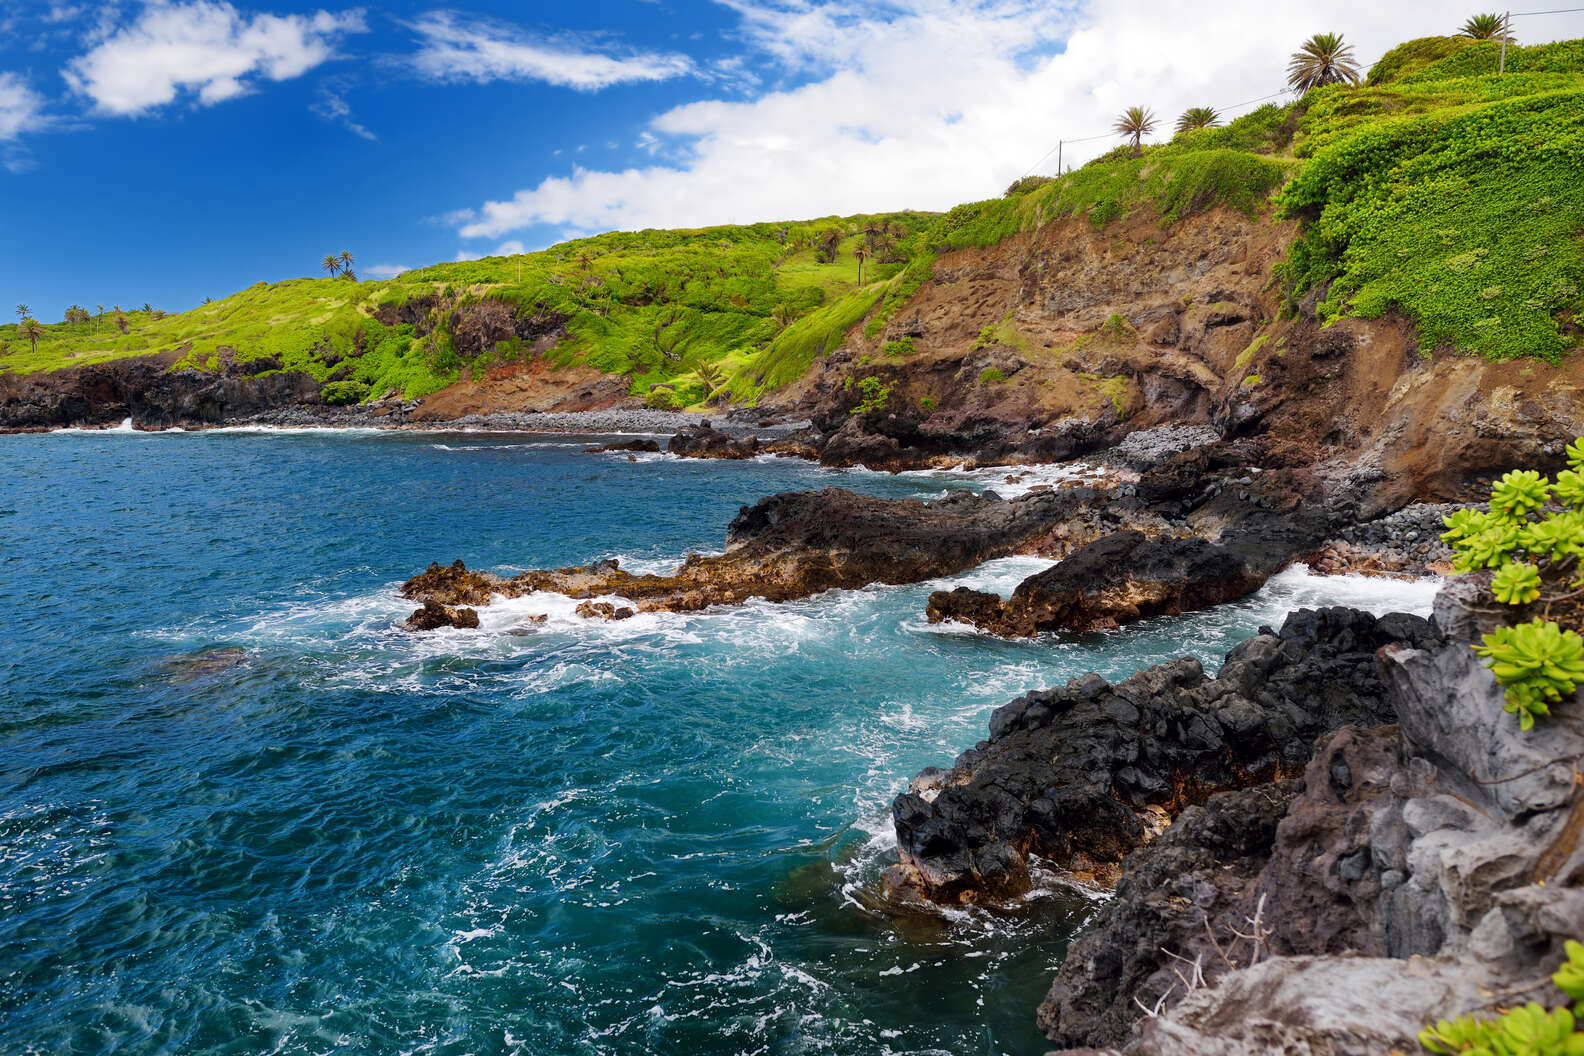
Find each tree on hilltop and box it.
[65,305,89,328]
[1288,33,1361,92]
[338,251,355,280]
[15,304,29,320]
[1176,106,1222,132]
[322,254,340,278]
[1460,13,1514,40]
[1113,106,1158,156]
[17,317,44,354]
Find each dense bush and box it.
[1421,940,1584,1052]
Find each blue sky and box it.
[0,0,1566,320]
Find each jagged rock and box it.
[574,601,635,620]
[585,438,661,454]
[404,600,481,630]
[430,486,1116,614]
[926,495,1326,634]
[1040,576,1584,1055]
[668,422,760,459]
[400,559,503,607]
[1123,954,1514,1056]
[886,608,1434,905]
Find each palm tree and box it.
[1113,106,1158,156]
[141,302,152,314]
[1288,32,1361,92]
[1460,12,1513,40]
[854,243,870,284]
[17,317,44,354]
[338,251,355,278]
[96,304,105,329]
[322,254,340,278]
[15,304,30,320]
[66,305,89,328]
[1175,106,1222,132]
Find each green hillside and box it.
[3,34,1581,407]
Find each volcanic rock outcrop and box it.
[886,607,1438,905]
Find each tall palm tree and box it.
[338,251,355,278]
[17,317,44,354]
[15,304,30,320]
[1460,12,1513,40]
[322,254,340,278]
[96,304,105,329]
[1175,106,1222,132]
[854,243,870,284]
[66,305,88,328]
[1113,106,1158,156]
[1288,33,1361,92]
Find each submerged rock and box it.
[403,600,481,631]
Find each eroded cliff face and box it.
[768,206,1584,511]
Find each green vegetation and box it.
[978,367,1008,384]
[5,30,1582,404]
[1421,940,1584,1053]
[918,395,937,412]
[849,375,891,415]
[883,337,916,356]
[1442,446,1584,729]
[1175,107,1222,132]
[1288,32,1362,92]
[0,213,930,405]
[1113,106,1158,156]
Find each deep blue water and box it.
[0,428,1439,1056]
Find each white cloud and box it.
[0,73,44,141]
[408,10,696,90]
[452,0,1503,240]
[365,263,412,278]
[494,239,527,255]
[64,1,367,116]
[310,82,375,139]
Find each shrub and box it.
[320,379,368,405]
[883,337,916,356]
[919,395,937,412]
[644,387,685,411]
[978,367,1008,384]
[850,375,890,415]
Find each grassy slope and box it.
[0,215,933,407]
[3,36,1580,407]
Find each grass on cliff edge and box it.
[0,214,932,406]
[4,35,1582,401]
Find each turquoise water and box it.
[0,429,1440,1056]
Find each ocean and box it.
[0,428,1439,1055]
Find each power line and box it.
[1511,7,1584,15]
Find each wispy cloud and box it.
[64,1,368,117]
[453,0,1478,240]
[310,80,375,140]
[407,10,695,91]
[365,263,412,279]
[0,72,45,142]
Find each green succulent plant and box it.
[1493,561,1544,605]
[1476,619,1584,731]
[1453,521,1524,572]
[1492,470,1553,518]
[1556,940,1584,1015]
[1490,1003,1584,1055]
[1552,471,1584,513]
[1420,1011,1497,1054]
[1566,439,1584,473]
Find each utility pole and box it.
[1057,139,1063,176]
[1500,10,1511,73]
